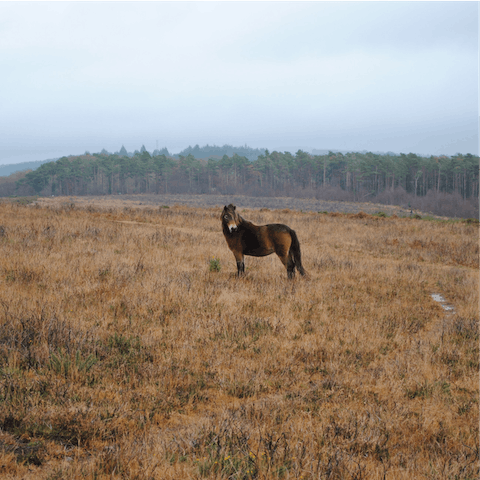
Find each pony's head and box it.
[221,204,240,233]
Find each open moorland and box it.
[32,193,429,217]
[0,196,477,479]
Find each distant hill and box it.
[0,159,58,177]
[175,144,266,161]
[310,148,427,157]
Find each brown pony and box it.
[221,204,307,279]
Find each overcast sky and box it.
[0,1,478,165]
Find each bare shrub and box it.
[315,184,354,202]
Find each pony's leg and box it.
[286,257,295,279]
[278,253,295,279]
[234,253,245,276]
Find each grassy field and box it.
[0,197,477,479]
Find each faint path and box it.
[113,219,218,236]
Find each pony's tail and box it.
[290,229,307,277]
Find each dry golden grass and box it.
[0,197,477,479]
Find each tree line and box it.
[7,149,479,218]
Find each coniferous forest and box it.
[2,146,479,218]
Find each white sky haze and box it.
[0,1,478,164]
